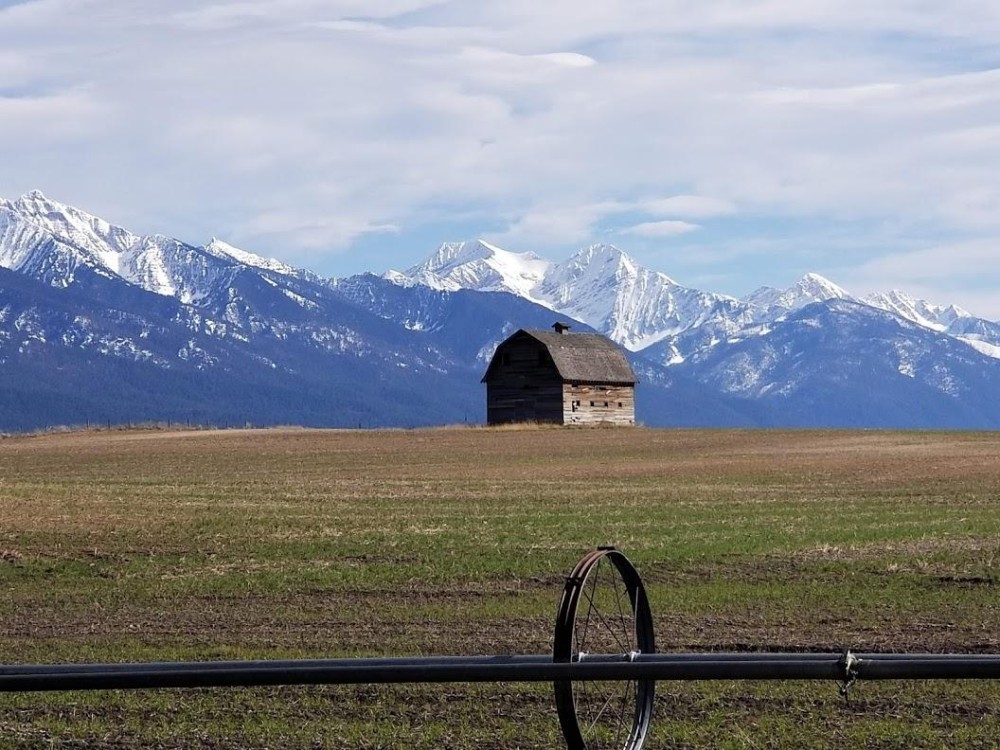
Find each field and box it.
[1,426,999,748]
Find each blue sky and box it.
[2,1,1000,316]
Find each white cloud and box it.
[622,220,700,237]
[0,88,108,139]
[534,52,597,68]
[488,201,627,248]
[457,46,596,70]
[2,0,1000,299]
[168,1,437,30]
[848,240,1000,284]
[839,239,1000,319]
[245,209,399,250]
[642,195,735,219]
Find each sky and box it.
[2,0,1000,317]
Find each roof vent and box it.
[552,322,571,334]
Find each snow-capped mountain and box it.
[744,273,854,324]
[863,289,1000,357]
[1,190,140,272]
[535,244,747,350]
[0,191,512,430]
[863,289,969,332]
[1,191,240,303]
[390,240,552,298]
[629,271,858,368]
[203,237,302,279]
[391,239,1000,366]
[389,241,746,351]
[671,298,1000,428]
[3,190,1000,431]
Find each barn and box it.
[481,323,637,426]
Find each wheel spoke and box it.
[580,583,631,655]
[553,548,655,750]
[613,678,630,748]
[585,682,621,735]
[613,570,634,653]
[578,560,600,654]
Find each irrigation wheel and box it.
[553,547,656,750]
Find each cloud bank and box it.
[2,0,1000,315]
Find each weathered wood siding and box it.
[483,329,637,426]
[562,383,635,426]
[485,337,564,424]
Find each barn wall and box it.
[485,338,564,424]
[486,381,564,424]
[563,383,635,426]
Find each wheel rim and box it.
[553,547,655,750]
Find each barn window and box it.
[604,401,609,407]
[618,402,623,408]
[590,401,595,407]
[501,352,511,366]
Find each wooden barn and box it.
[481,323,637,426]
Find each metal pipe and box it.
[6,652,999,677]
[6,653,1000,693]
[0,658,834,692]
[857,658,1000,681]
[0,655,556,676]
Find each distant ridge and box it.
[1,190,1000,431]
[388,237,999,359]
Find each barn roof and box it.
[482,328,637,384]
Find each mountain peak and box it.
[396,240,551,298]
[421,240,493,272]
[203,237,299,276]
[14,189,64,213]
[578,242,629,265]
[419,239,542,272]
[565,243,664,283]
[4,191,139,277]
[795,272,850,299]
[586,242,626,257]
[863,289,973,331]
[743,272,853,325]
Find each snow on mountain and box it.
[5,189,1000,431]
[942,317,1000,359]
[534,244,743,350]
[123,235,240,304]
[389,238,1000,375]
[744,273,854,324]
[6,190,139,271]
[393,235,1000,366]
[863,290,970,332]
[389,241,741,351]
[670,298,1000,428]
[391,240,551,299]
[203,238,300,278]
[0,201,60,275]
[0,203,119,289]
[0,190,242,302]
[862,290,1000,359]
[119,235,181,297]
[960,337,1000,359]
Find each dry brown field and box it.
[1,426,999,748]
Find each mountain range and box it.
[2,190,999,431]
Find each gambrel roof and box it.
[482,328,637,385]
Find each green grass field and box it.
[1,427,999,748]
